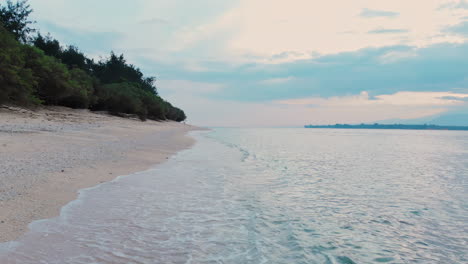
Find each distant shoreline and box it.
[304,124,468,131]
[0,106,199,243]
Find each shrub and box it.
[58,68,96,108]
[0,1,187,122]
[0,24,38,105]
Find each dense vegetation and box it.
[0,0,186,122]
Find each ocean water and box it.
[1,128,467,263]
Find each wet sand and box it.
[0,106,198,242]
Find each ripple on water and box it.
[0,129,467,263]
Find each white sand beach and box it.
[0,106,198,242]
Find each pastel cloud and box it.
[259,77,296,85]
[30,0,468,64]
[166,0,467,61]
[360,8,399,18]
[276,91,468,107]
[27,0,468,126]
[149,42,468,102]
[378,50,418,63]
[439,0,468,10]
[444,21,468,36]
[368,28,409,34]
[157,79,223,94]
[160,87,463,126]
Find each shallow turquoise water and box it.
[1,128,467,263]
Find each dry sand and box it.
[0,106,199,242]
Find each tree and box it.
[61,45,88,71]
[23,47,74,105]
[0,0,35,42]
[93,52,158,95]
[60,68,96,108]
[33,33,61,58]
[0,24,37,104]
[0,1,186,122]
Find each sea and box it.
[0,128,467,263]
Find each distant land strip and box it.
[304,124,468,131]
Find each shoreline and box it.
[0,106,201,243]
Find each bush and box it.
[0,24,38,105]
[59,68,96,108]
[0,1,187,122]
[23,46,73,104]
[93,83,146,117]
[92,82,186,121]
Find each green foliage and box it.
[93,52,158,95]
[61,68,96,108]
[165,104,187,122]
[33,34,94,73]
[0,24,37,104]
[94,83,146,117]
[21,46,96,108]
[33,33,61,58]
[61,46,91,72]
[23,46,73,104]
[0,0,35,42]
[93,82,178,121]
[0,0,186,122]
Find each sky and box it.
[28,0,468,127]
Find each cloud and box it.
[360,8,399,18]
[139,17,169,25]
[373,91,468,105]
[441,96,468,101]
[29,0,142,32]
[163,0,465,62]
[145,42,468,103]
[37,20,123,56]
[276,91,468,107]
[157,78,468,127]
[259,77,296,85]
[26,0,468,126]
[165,90,463,127]
[444,21,468,36]
[368,28,409,34]
[30,0,467,65]
[158,79,223,95]
[378,50,418,63]
[439,0,468,10]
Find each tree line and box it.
[304,124,468,130]
[0,0,186,122]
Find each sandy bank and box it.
[0,106,199,242]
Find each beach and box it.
[0,106,197,243]
[1,128,466,263]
